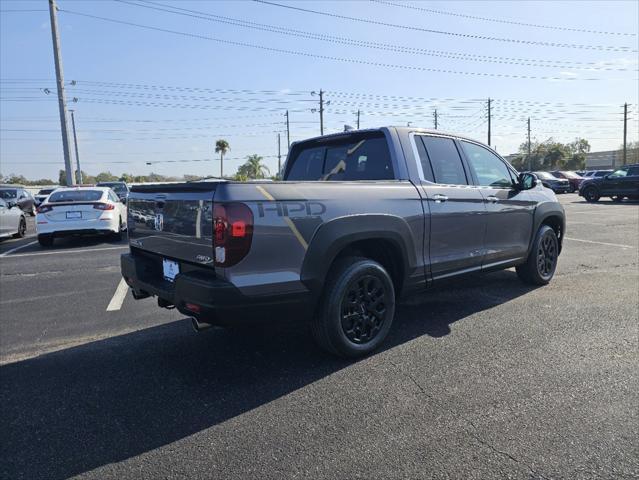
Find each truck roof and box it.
[294,126,485,148]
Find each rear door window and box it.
[421,136,468,185]
[286,133,394,181]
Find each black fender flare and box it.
[300,214,417,295]
[530,203,566,255]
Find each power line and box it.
[370,0,637,37]
[114,0,636,72]
[253,0,636,52]
[56,9,601,81]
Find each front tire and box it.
[311,257,395,358]
[583,186,600,203]
[516,225,559,286]
[13,216,26,238]
[38,234,54,247]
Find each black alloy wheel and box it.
[341,275,388,344]
[584,187,600,202]
[536,230,558,281]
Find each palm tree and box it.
[214,139,230,178]
[239,154,270,179]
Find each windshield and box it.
[535,172,555,180]
[98,183,127,193]
[0,189,18,199]
[48,190,104,203]
[609,169,628,177]
[562,171,580,179]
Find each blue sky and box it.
[1,0,638,180]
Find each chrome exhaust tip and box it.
[190,316,213,332]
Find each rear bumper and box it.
[36,216,118,235]
[121,251,312,323]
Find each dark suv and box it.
[578,164,639,202]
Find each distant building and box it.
[586,149,639,169]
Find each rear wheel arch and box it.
[301,215,416,298]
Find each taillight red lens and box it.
[37,205,53,213]
[213,203,253,267]
[93,203,115,210]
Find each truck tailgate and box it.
[127,183,218,264]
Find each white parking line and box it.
[1,245,127,259]
[106,278,129,311]
[564,237,635,249]
[0,241,38,258]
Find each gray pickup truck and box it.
[121,127,565,357]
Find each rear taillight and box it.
[93,203,115,210]
[37,205,52,213]
[213,202,253,267]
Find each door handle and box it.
[432,194,448,203]
[486,195,499,203]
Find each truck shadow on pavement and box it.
[0,270,535,480]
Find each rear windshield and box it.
[0,189,17,199]
[286,132,394,181]
[48,190,104,203]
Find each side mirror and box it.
[517,172,538,190]
[121,197,127,204]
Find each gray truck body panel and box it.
[125,127,564,309]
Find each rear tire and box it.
[113,217,123,240]
[516,225,559,286]
[311,257,395,358]
[38,234,54,247]
[13,216,26,238]
[583,186,600,203]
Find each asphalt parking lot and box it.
[1,195,637,480]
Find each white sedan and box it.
[0,198,27,239]
[36,186,127,247]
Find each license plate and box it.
[163,259,179,282]
[66,211,82,219]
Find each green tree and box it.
[58,169,67,186]
[237,154,270,179]
[215,139,230,178]
[95,171,118,183]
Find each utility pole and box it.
[285,110,290,150]
[319,89,324,135]
[48,0,74,186]
[433,109,438,130]
[311,90,326,135]
[356,109,360,129]
[277,133,282,178]
[527,117,532,171]
[487,98,492,146]
[69,110,82,184]
[623,102,628,165]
